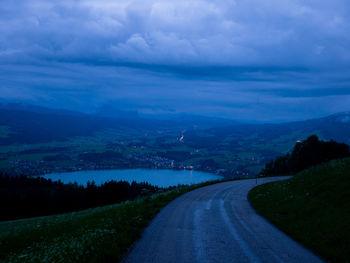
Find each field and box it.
[249,158,350,262]
[0,125,305,178]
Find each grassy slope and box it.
[0,179,232,262]
[249,158,350,263]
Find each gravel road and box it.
[123,177,324,263]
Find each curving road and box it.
[123,177,324,263]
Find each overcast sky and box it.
[1,0,350,121]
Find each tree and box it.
[260,135,350,176]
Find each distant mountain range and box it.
[0,103,349,177]
[200,111,350,145]
[0,103,237,145]
[0,103,350,146]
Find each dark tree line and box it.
[0,174,162,221]
[260,135,350,176]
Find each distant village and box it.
[5,151,261,179]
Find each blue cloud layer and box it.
[0,0,350,121]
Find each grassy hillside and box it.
[249,158,350,262]
[0,179,230,262]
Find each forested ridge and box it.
[260,135,350,176]
[0,174,162,221]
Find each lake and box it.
[42,169,223,187]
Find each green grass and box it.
[249,158,350,263]
[0,179,234,262]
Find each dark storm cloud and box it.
[2,0,350,67]
[0,0,350,121]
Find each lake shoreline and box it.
[41,168,223,187]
